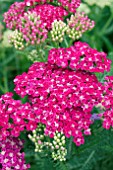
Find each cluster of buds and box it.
[28,50,38,62]
[9,30,25,50]
[66,12,95,40]
[50,20,67,43]
[28,126,67,161]
[3,2,26,30]
[51,131,67,161]
[19,11,48,46]
[28,124,45,152]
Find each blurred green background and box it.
[0,0,113,170]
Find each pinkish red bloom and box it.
[0,136,30,169]
[3,2,26,30]
[48,41,111,73]
[13,61,105,146]
[0,92,38,140]
[58,0,81,13]
[32,4,68,29]
[24,0,53,6]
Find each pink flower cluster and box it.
[0,92,38,140]
[67,12,95,40]
[48,41,111,73]
[101,76,113,129]
[14,62,105,146]
[3,2,68,31]
[58,0,81,13]
[32,4,68,29]
[24,0,53,6]
[0,137,30,170]
[3,2,26,30]
[19,11,48,45]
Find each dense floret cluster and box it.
[0,137,30,170]
[3,2,68,31]
[48,41,111,72]
[3,2,26,30]
[32,4,68,30]
[101,76,113,129]
[67,12,95,40]
[58,0,81,12]
[19,11,47,45]
[0,92,38,140]
[13,59,106,146]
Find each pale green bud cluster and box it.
[50,20,67,43]
[28,124,67,161]
[28,123,45,152]
[9,29,25,50]
[51,131,67,161]
[28,50,38,62]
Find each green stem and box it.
[100,16,113,35]
[64,38,69,48]
[3,67,9,93]
[67,137,73,159]
[81,150,95,170]
[0,84,6,94]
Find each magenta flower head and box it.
[58,0,81,12]
[32,4,68,30]
[0,136,30,169]
[48,41,111,72]
[0,92,39,140]
[24,0,53,6]
[3,2,26,30]
[13,45,109,146]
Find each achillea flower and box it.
[101,76,113,129]
[48,41,111,73]
[28,125,67,161]
[0,136,30,170]
[50,20,67,43]
[32,4,68,29]
[0,92,39,140]
[24,0,53,6]
[19,11,48,45]
[14,61,105,146]
[9,29,25,50]
[3,2,26,30]
[58,0,81,13]
[66,12,95,40]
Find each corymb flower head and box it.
[58,0,81,12]
[0,137,30,169]
[48,41,111,72]
[13,60,105,146]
